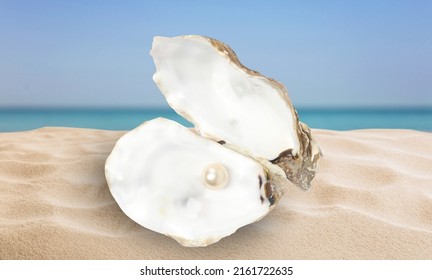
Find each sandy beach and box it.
[0,127,431,259]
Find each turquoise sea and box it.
[0,107,431,132]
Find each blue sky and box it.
[0,0,431,108]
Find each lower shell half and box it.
[105,118,273,247]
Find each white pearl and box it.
[202,163,228,189]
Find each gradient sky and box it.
[0,0,431,108]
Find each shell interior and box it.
[105,118,270,246]
[151,36,299,161]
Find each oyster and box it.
[105,35,321,246]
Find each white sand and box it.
[1,127,431,259]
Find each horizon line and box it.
[1,105,431,112]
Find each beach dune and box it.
[0,127,431,259]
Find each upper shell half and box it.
[151,35,322,192]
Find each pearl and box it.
[202,163,228,189]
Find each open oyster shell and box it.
[151,35,321,191]
[105,35,321,247]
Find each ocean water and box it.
[0,107,431,132]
